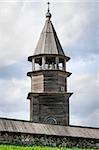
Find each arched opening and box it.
[59,58,66,71]
[44,116,57,125]
[45,56,55,70]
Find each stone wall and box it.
[0,131,98,148]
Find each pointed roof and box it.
[33,9,65,56]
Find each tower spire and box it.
[46,1,52,20]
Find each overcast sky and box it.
[0,0,98,128]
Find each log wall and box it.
[31,93,70,125]
[31,71,68,93]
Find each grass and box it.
[0,145,94,150]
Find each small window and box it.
[60,86,65,92]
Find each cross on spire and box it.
[46,1,52,20]
[47,2,50,12]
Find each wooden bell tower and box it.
[27,4,72,126]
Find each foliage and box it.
[0,145,94,150]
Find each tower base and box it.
[28,92,72,126]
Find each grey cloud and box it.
[0,78,30,119]
[0,60,30,79]
[0,1,98,128]
[66,47,98,126]
[70,108,99,127]
[0,1,98,67]
[70,76,98,127]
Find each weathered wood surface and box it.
[30,70,70,93]
[0,118,99,139]
[33,19,65,56]
[31,75,44,92]
[30,94,69,125]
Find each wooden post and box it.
[42,56,45,70]
[63,59,66,71]
[56,57,59,69]
[32,58,35,71]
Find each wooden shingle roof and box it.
[33,18,65,56]
[0,118,99,140]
